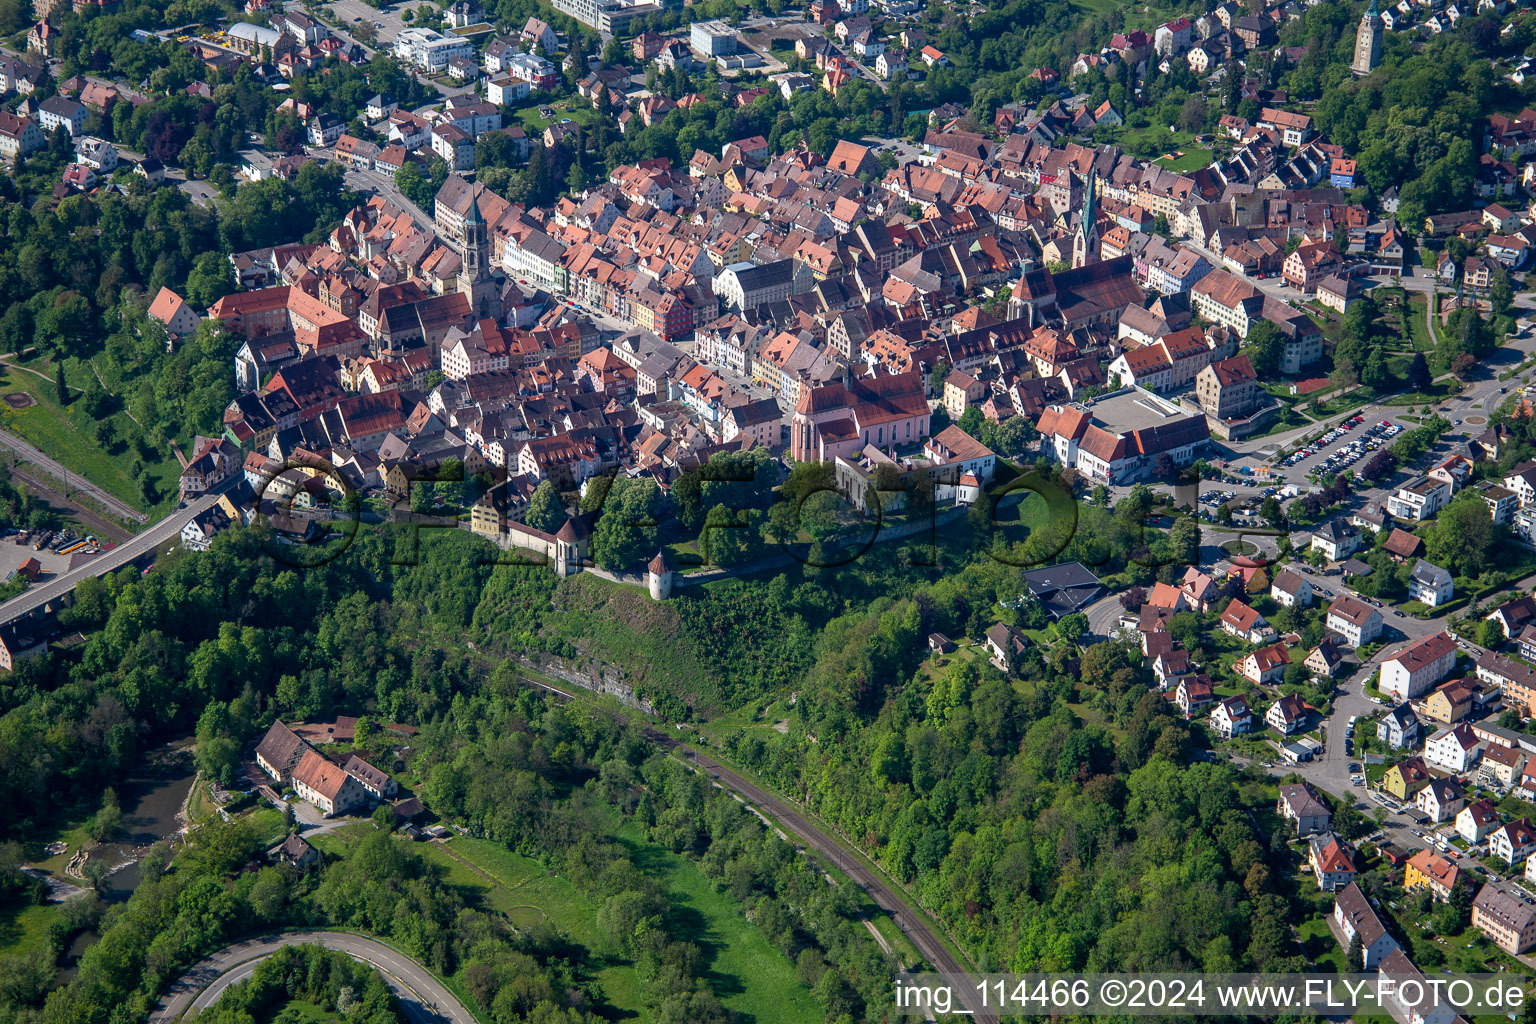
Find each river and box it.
[95,740,197,896]
[52,741,197,982]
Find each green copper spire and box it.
[1081,168,1097,232]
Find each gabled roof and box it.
[1220,599,1263,632]
[1382,528,1422,558]
[1327,595,1377,627]
[293,749,357,800]
[1279,782,1328,819]
[1334,881,1390,946]
[1384,632,1456,671]
[1271,569,1308,595]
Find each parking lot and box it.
[327,0,407,45]
[1276,415,1401,479]
[0,532,98,581]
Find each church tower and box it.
[455,191,501,321]
[1071,169,1100,270]
[1352,0,1381,76]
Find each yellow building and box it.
[1382,756,1431,800]
[1404,848,1460,902]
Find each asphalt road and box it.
[653,733,1000,1024]
[148,931,475,1024]
[0,491,222,627]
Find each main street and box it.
[148,931,476,1024]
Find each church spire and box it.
[1072,169,1100,269]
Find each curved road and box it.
[149,931,475,1024]
[651,733,999,1024]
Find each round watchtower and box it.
[647,549,676,601]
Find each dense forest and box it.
[0,442,1321,1024]
[0,519,909,1024]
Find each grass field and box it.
[0,359,179,517]
[1404,293,1437,352]
[267,1000,341,1024]
[0,902,58,955]
[434,830,822,1024]
[1157,148,1214,173]
[514,100,602,133]
[544,574,720,710]
[611,822,824,1024]
[431,839,649,1014]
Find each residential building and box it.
[1195,354,1261,420]
[1176,675,1214,716]
[1266,692,1308,734]
[39,95,85,136]
[1475,651,1536,719]
[1480,742,1525,789]
[1219,599,1271,644]
[1415,776,1466,822]
[1278,783,1331,835]
[291,749,368,817]
[1270,569,1313,608]
[1490,819,1536,866]
[1326,595,1381,647]
[1488,595,1536,639]
[1474,884,1536,953]
[1309,833,1358,891]
[1238,643,1290,685]
[1376,703,1421,749]
[342,754,398,800]
[1405,848,1461,901]
[148,287,199,340]
[1310,520,1361,561]
[1386,475,1453,521]
[1379,633,1458,701]
[1333,882,1400,967]
[714,260,798,310]
[942,369,987,420]
[254,720,311,784]
[984,622,1027,673]
[393,27,475,72]
[1210,695,1252,739]
[1418,678,1475,726]
[1406,558,1453,607]
[1457,798,1501,843]
[271,833,321,871]
[1381,755,1431,799]
[0,111,45,162]
[1306,639,1346,679]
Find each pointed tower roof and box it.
[464,187,485,225]
[1079,168,1097,234]
[647,549,675,574]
